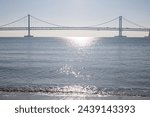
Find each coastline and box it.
[0,92,150,100]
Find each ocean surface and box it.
[0,37,150,99]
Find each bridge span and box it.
[0,15,150,37]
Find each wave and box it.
[0,85,150,97]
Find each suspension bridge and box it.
[0,14,150,37]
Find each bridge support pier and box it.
[24,14,33,37]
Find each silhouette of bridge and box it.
[0,14,150,37]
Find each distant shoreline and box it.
[0,37,149,39]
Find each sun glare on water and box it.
[67,37,94,47]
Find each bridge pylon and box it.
[24,14,33,37]
[115,16,126,37]
[119,16,122,37]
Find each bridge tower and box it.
[119,16,123,37]
[24,14,33,37]
[116,16,125,37]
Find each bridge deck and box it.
[0,27,149,32]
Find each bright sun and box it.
[67,37,94,47]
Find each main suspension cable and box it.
[0,15,27,27]
[30,15,67,27]
[123,17,148,28]
[87,17,119,27]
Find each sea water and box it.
[0,37,150,99]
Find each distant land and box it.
[0,36,150,39]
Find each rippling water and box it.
[0,37,150,99]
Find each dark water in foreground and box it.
[0,37,150,99]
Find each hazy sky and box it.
[0,0,150,37]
